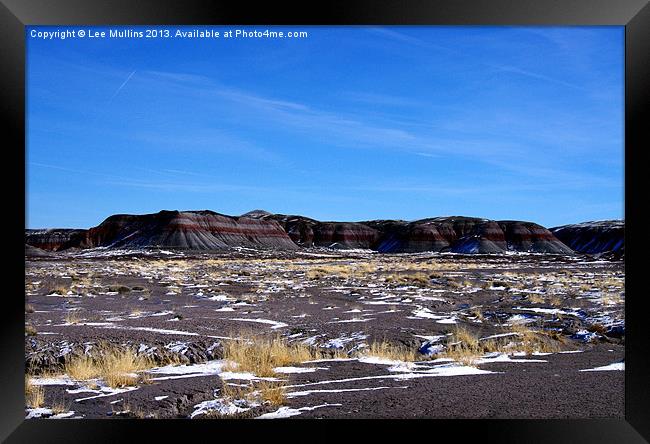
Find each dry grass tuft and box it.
[101,348,152,387]
[46,283,70,296]
[51,398,70,415]
[25,375,44,408]
[223,335,315,377]
[508,324,562,354]
[306,264,353,280]
[442,325,562,365]
[363,341,417,362]
[64,347,154,388]
[527,293,545,304]
[65,355,101,381]
[385,272,430,287]
[256,380,287,406]
[469,308,484,321]
[65,311,81,324]
[25,324,37,336]
[25,304,35,313]
[443,326,482,366]
[219,379,287,409]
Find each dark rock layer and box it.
[261,214,380,249]
[25,243,52,257]
[364,217,573,254]
[550,221,624,255]
[26,210,579,254]
[26,210,298,251]
[24,229,89,251]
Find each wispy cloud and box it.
[489,64,586,91]
[134,68,619,189]
[367,27,589,92]
[109,70,136,102]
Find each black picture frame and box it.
[2,0,648,442]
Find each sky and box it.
[26,26,624,229]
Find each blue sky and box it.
[26,26,624,229]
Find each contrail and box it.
[109,70,136,102]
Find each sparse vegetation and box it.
[45,283,70,295]
[508,323,562,354]
[64,347,154,388]
[527,293,545,304]
[25,375,44,408]
[223,334,315,377]
[255,380,287,406]
[108,285,131,294]
[443,323,564,365]
[443,326,482,366]
[51,398,70,415]
[362,341,417,362]
[24,251,623,419]
[385,272,431,287]
[65,310,81,324]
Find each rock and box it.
[25,338,224,374]
[550,220,624,256]
[25,210,579,255]
[25,229,89,251]
[255,214,380,249]
[367,216,572,254]
[25,243,52,257]
[26,210,298,251]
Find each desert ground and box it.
[24,249,624,419]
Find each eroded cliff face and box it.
[550,221,624,255]
[26,210,579,255]
[27,211,298,251]
[24,229,89,251]
[364,217,573,254]
[261,215,380,249]
[86,210,299,250]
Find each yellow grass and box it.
[25,324,37,336]
[508,324,562,354]
[363,341,417,362]
[441,326,559,365]
[385,272,430,287]
[442,326,482,366]
[65,355,101,380]
[25,376,44,408]
[306,265,353,279]
[46,284,69,295]
[101,348,152,387]
[220,379,287,408]
[51,398,70,414]
[64,347,154,388]
[469,308,484,321]
[527,293,545,304]
[65,311,81,324]
[256,380,287,406]
[223,335,315,377]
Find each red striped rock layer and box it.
[366,217,573,254]
[27,211,298,251]
[25,211,574,254]
[267,215,379,249]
